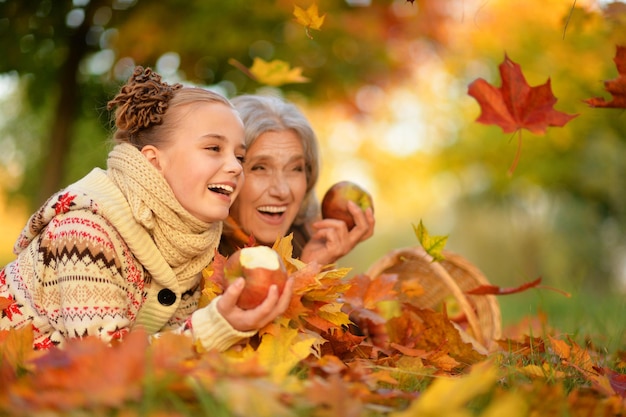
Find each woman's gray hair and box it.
[231,94,320,225]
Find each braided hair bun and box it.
[108,66,182,146]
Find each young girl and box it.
[0,67,292,351]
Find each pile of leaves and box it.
[1,229,625,417]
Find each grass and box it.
[498,287,626,354]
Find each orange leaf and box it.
[548,336,571,360]
[401,306,486,366]
[585,45,626,108]
[343,273,397,310]
[0,325,40,383]
[305,374,363,416]
[7,330,147,412]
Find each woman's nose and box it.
[268,175,289,198]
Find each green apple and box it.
[321,181,374,230]
[223,246,288,309]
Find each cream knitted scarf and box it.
[107,143,221,285]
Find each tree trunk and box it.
[37,1,104,205]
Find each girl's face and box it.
[143,101,246,223]
[230,130,307,245]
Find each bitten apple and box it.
[223,246,288,310]
[321,181,374,230]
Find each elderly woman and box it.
[219,94,375,266]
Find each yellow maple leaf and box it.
[317,302,352,328]
[225,327,317,383]
[391,360,498,417]
[273,233,306,272]
[214,378,294,417]
[293,3,326,39]
[257,329,318,382]
[248,57,310,87]
[198,279,222,309]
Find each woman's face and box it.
[231,129,308,245]
[143,101,246,223]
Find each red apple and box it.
[223,246,288,310]
[321,181,374,230]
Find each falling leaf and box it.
[584,45,626,108]
[413,220,447,262]
[468,54,577,134]
[230,57,310,87]
[293,3,326,39]
[468,54,577,174]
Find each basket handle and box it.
[425,253,485,347]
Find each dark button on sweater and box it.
[157,288,177,306]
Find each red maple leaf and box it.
[468,54,577,174]
[584,45,626,108]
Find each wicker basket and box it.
[366,246,502,352]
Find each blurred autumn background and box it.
[1,0,625,345]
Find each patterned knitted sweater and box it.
[0,167,253,350]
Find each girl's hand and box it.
[301,201,375,265]
[217,276,294,332]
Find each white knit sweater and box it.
[0,168,253,350]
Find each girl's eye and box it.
[237,155,246,164]
[206,146,220,152]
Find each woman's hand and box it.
[301,201,375,265]
[217,276,294,332]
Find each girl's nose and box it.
[227,155,243,175]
